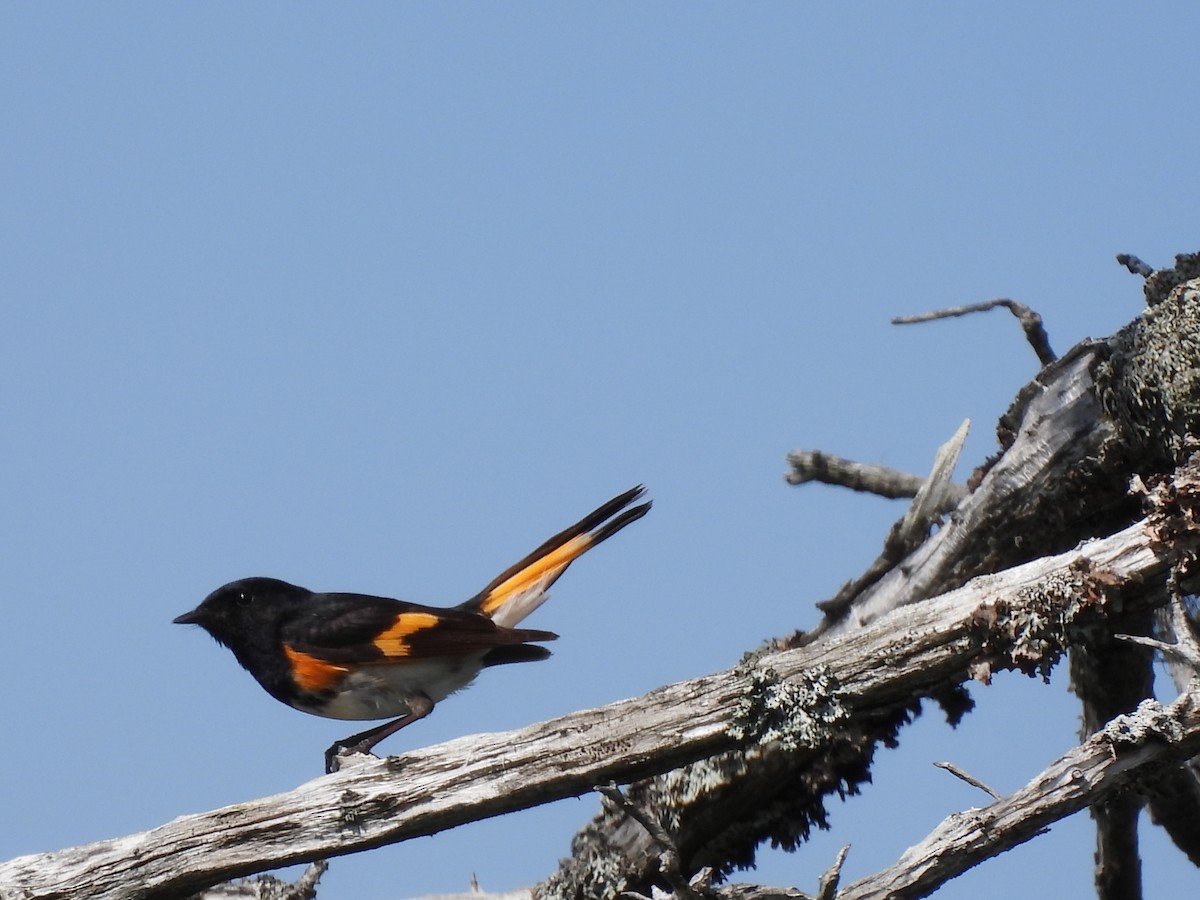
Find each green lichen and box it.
[628,661,847,857]
[729,661,846,751]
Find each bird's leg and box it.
[325,694,434,773]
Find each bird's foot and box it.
[324,739,376,774]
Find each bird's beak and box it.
[173,609,202,625]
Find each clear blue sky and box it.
[2,4,1196,898]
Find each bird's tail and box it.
[459,486,650,628]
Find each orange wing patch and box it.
[372,612,442,657]
[476,534,591,618]
[284,645,349,693]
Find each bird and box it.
[174,486,650,772]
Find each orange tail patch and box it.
[462,486,650,626]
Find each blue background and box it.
[2,4,1197,898]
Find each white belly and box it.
[301,655,486,721]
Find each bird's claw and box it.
[324,740,373,774]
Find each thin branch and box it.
[784,450,966,510]
[596,784,678,860]
[892,298,1056,366]
[1114,633,1200,670]
[816,845,850,900]
[598,783,695,898]
[1114,588,1200,673]
[837,694,1200,900]
[932,762,1001,802]
[0,517,1180,900]
[1116,253,1154,278]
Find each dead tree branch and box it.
[0,511,1184,900]
[815,845,850,900]
[784,450,966,510]
[1117,253,1154,278]
[931,762,1000,801]
[810,268,1200,643]
[804,341,1123,642]
[837,693,1200,900]
[423,689,1200,900]
[892,298,1056,366]
[543,267,1200,898]
[538,505,1189,897]
[810,421,970,618]
[893,419,969,550]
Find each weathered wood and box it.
[838,694,1200,900]
[891,298,1057,366]
[814,343,1121,640]
[784,449,965,509]
[0,516,1177,900]
[538,503,1186,898]
[403,682,1200,900]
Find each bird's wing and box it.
[281,592,556,667]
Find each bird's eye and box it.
[236,592,251,606]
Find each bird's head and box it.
[174,576,309,649]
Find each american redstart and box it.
[174,486,650,772]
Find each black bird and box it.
[174,487,650,772]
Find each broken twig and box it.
[933,761,1002,801]
[892,298,1056,366]
[785,449,965,511]
[816,845,850,900]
